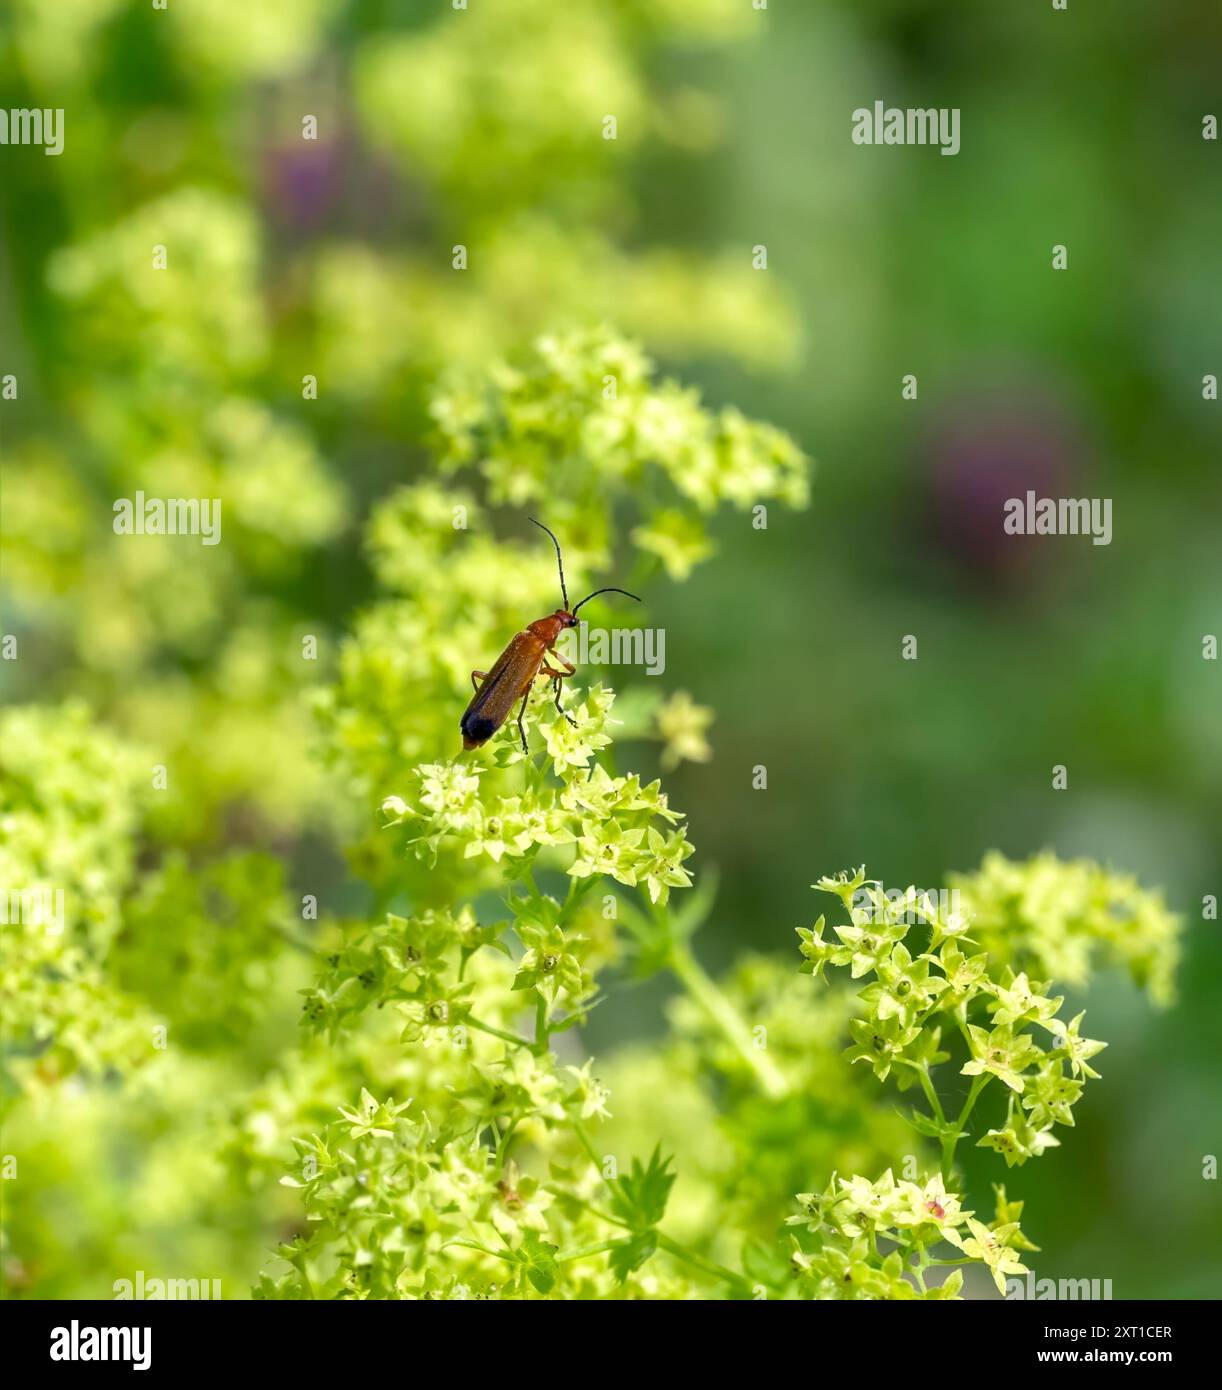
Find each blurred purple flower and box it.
[262,132,409,241]
[263,137,347,231]
[927,381,1089,586]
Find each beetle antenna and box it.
[572,587,642,616]
[529,516,568,611]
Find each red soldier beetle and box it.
[461,518,640,754]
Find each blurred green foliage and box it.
[1,0,1218,1298]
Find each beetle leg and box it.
[515,689,531,754]
[470,669,489,693]
[555,678,577,726]
[540,662,578,726]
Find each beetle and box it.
[461,518,640,754]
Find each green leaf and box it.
[609,1231,657,1283]
[900,1106,958,1142]
[515,1231,560,1295]
[610,1145,676,1231]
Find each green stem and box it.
[581,1203,632,1231]
[522,865,543,905]
[912,1253,928,1294]
[466,1016,529,1050]
[449,1232,630,1273]
[654,1232,753,1297]
[557,1239,628,1263]
[445,1237,502,1259]
[495,1114,521,1168]
[668,942,788,1099]
[897,1059,946,1127]
[573,1121,612,1190]
[533,994,549,1054]
[558,874,597,926]
[941,1074,989,1182]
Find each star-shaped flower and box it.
[1047,1011,1107,1079]
[989,970,1062,1028]
[961,1023,1041,1093]
[846,1016,921,1082]
[859,942,949,1029]
[834,918,909,980]
[944,1217,1031,1294]
[977,1115,1061,1168]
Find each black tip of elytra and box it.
[461,714,497,744]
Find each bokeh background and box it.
[1,0,1218,1298]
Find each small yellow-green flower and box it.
[961,1023,1041,1093]
[513,924,585,1005]
[654,690,713,770]
[336,1089,412,1141]
[1048,1011,1107,1079]
[945,1217,1032,1294]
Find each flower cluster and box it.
[786,861,1181,1299]
[257,1086,687,1300]
[799,868,1109,1169]
[382,686,693,907]
[949,851,1182,1006]
[316,330,807,872]
[432,328,809,580]
[0,704,158,1092]
[788,1174,1037,1298]
[265,665,725,1297]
